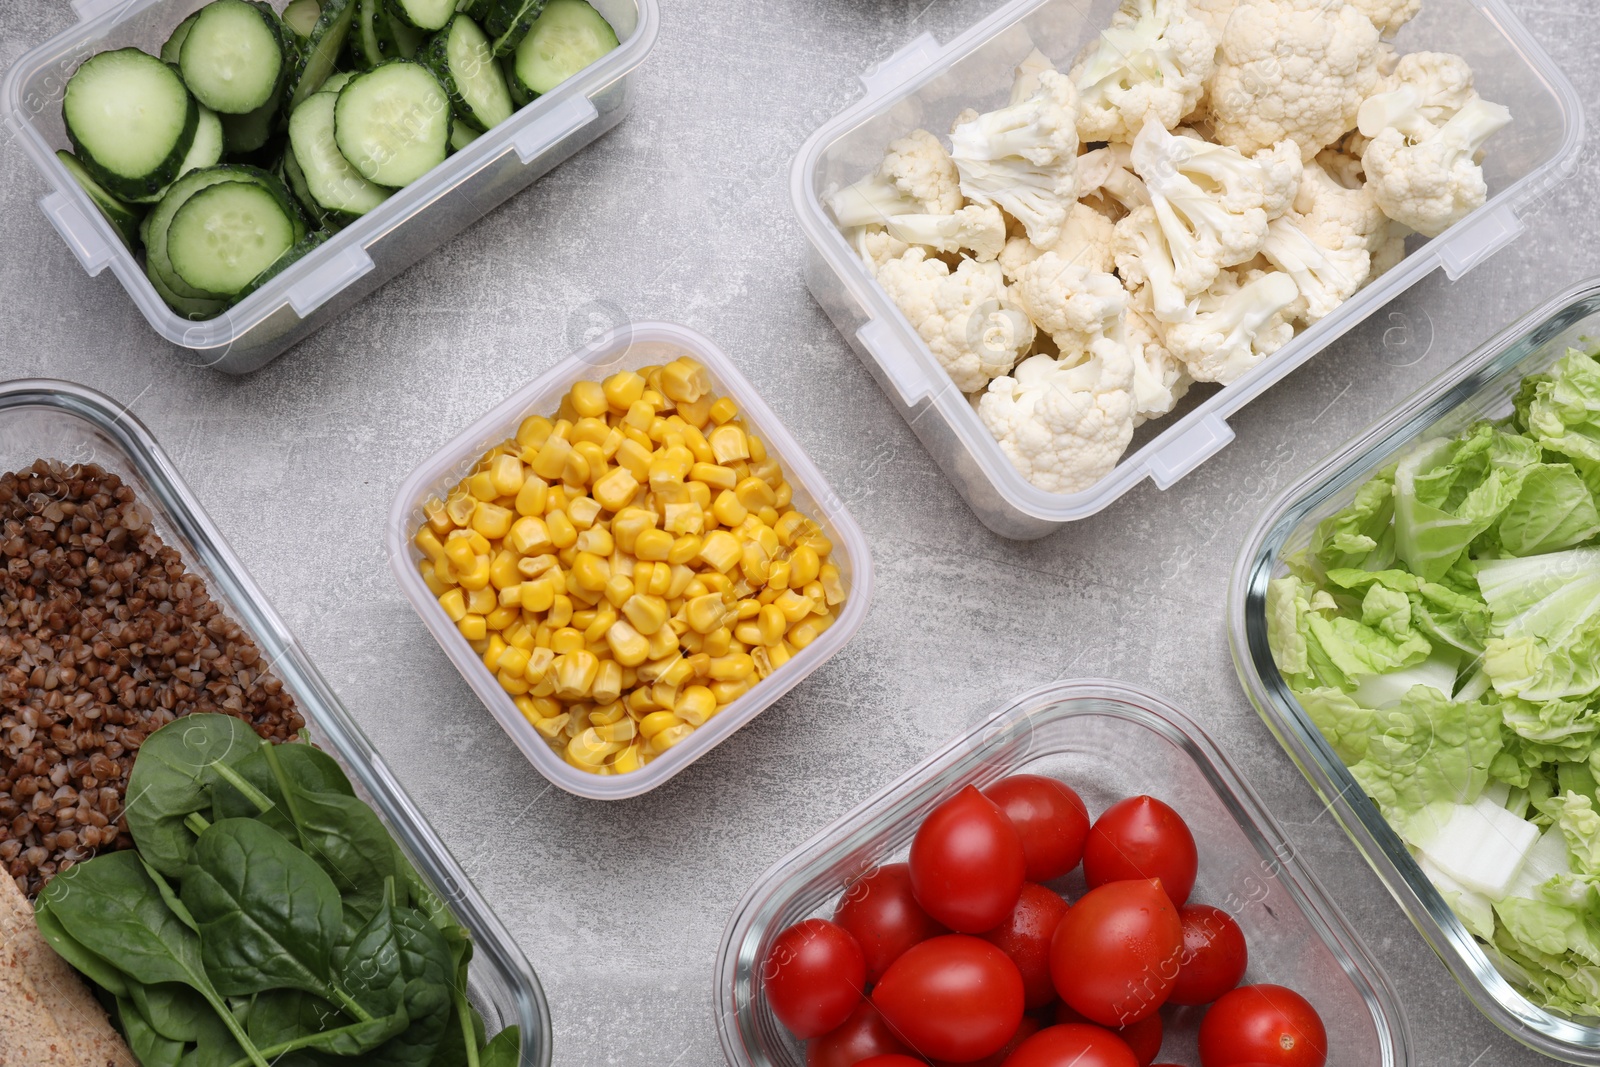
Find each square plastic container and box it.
[386,321,873,801]
[1229,277,1600,1063]
[0,0,659,375]
[715,679,1409,1067]
[0,378,552,1066]
[791,0,1583,540]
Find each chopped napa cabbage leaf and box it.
[1418,853,1497,940]
[1412,794,1540,898]
[1477,547,1600,702]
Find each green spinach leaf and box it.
[340,892,456,1067]
[32,899,130,997]
[142,855,201,933]
[180,818,344,1002]
[127,714,266,876]
[118,997,187,1067]
[130,982,209,1043]
[478,1026,521,1067]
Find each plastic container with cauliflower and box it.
[791,0,1582,539]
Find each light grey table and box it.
[0,1,1593,1063]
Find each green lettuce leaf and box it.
[1526,348,1600,488]
[1310,469,1396,573]
[1478,547,1600,702]
[1394,426,1542,582]
[1498,464,1600,556]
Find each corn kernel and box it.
[664,501,703,535]
[592,660,623,706]
[603,573,635,608]
[740,542,770,585]
[610,742,644,773]
[553,650,599,699]
[789,545,821,587]
[606,619,650,666]
[457,614,486,641]
[668,685,713,727]
[685,593,726,634]
[735,477,777,512]
[583,608,617,644]
[634,527,674,561]
[592,466,640,512]
[486,606,519,631]
[709,653,755,681]
[710,678,752,704]
[709,425,749,464]
[638,710,682,741]
[623,399,657,432]
[603,370,647,411]
[789,613,833,649]
[705,626,732,658]
[804,581,827,612]
[546,510,577,550]
[443,536,477,572]
[819,564,846,605]
[466,587,497,616]
[621,594,669,636]
[709,490,745,528]
[482,634,507,672]
[494,645,530,678]
[572,552,610,592]
[458,555,491,591]
[569,380,608,419]
[568,495,602,530]
[659,358,710,403]
[530,435,572,481]
[679,398,716,435]
[437,587,467,622]
[548,595,574,628]
[647,625,680,660]
[698,530,742,573]
[689,463,738,491]
[733,622,763,646]
[525,647,555,682]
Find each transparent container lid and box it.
[0,378,552,1066]
[716,679,1409,1066]
[1230,277,1600,1063]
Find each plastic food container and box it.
[0,378,552,1066]
[0,0,659,375]
[715,679,1409,1067]
[387,321,873,801]
[790,0,1583,540]
[1230,277,1600,1063]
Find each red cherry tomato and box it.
[910,786,1027,934]
[805,1000,912,1067]
[1082,797,1198,905]
[854,1058,928,1067]
[835,863,948,984]
[1198,985,1328,1067]
[983,775,1091,881]
[764,919,866,1039]
[1169,904,1248,1006]
[979,883,1070,1009]
[872,934,1024,1063]
[1049,879,1182,1026]
[1052,1003,1163,1066]
[999,1024,1138,1067]
[932,1014,1041,1067]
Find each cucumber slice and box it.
[422,15,512,131]
[321,71,356,94]
[219,85,282,154]
[148,255,231,319]
[288,0,356,108]
[502,55,531,108]
[387,9,426,57]
[387,0,455,31]
[239,229,331,299]
[512,0,616,97]
[180,0,286,114]
[486,0,545,57]
[288,90,391,216]
[449,121,479,151]
[283,0,322,37]
[64,49,199,201]
[280,144,335,227]
[160,12,199,65]
[333,61,450,187]
[128,104,225,203]
[145,165,291,298]
[167,181,298,296]
[56,150,144,249]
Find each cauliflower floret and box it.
[999,201,1117,279]
[1348,0,1420,37]
[1126,119,1301,307]
[1316,136,1368,189]
[1077,143,1151,216]
[827,129,964,228]
[1010,254,1128,353]
[1069,0,1217,143]
[1368,218,1410,279]
[1164,268,1300,382]
[852,227,911,277]
[1260,214,1369,323]
[1009,48,1058,105]
[885,203,1008,262]
[977,349,1136,493]
[1360,95,1511,237]
[1207,0,1383,160]
[1115,295,1193,424]
[1188,0,1240,39]
[1113,204,1191,322]
[1360,52,1480,137]
[1293,158,1388,256]
[951,70,1081,246]
[877,248,1036,393]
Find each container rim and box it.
[714,677,1411,1067]
[788,0,1586,527]
[1227,276,1600,1062]
[0,0,661,360]
[384,320,876,801]
[0,377,553,1067]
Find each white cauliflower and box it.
[1113,204,1192,322]
[1360,96,1511,237]
[1164,267,1300,382]
[977,349,1136,493]
[1069,0,1217,143]
[1359,52,1480,137]
[1206,0,1384,160]
[1292,158,1388,256]
[876,248,1036,393]
[1077,143,1151,216]
[999,201,1117,279]
[1316,136,1368,189]
[1009,48,1058,105]
[827,129,964,228]
[1348,0,1421,37]
[852,227,911,277]
[886,203,1008,261]
[1260,214,1368,323]
[1368,219,1410,279]
[1188,0,1240,39]
[950,70,1081,246]
[1115,295,1193,424]
[1126,118,1301,309]
[1010,253,1128,353]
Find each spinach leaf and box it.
[184,1000,247,1067]
[32,898,130,997]
[118,997,187,1067]
[478,1027,521,1067]
[245,988,340,1046]
[130,982,209,1043]
[180,818,344,1002]
[290,787,398,921]
[127,714,266,876]
[142,855,200,933]
[219,1007,411,1067]
[211,741,354,833]
[340,893,456,1067]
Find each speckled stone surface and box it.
[1,1,1596,1063]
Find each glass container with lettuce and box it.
[1269,345,1600,1018]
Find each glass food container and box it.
[0,378,553,1066]
[790,0,1583,539]
[387,321,874,801]
[715,679,1408,1066]
[1,0,659,375]
[1230,277,1600,1063]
